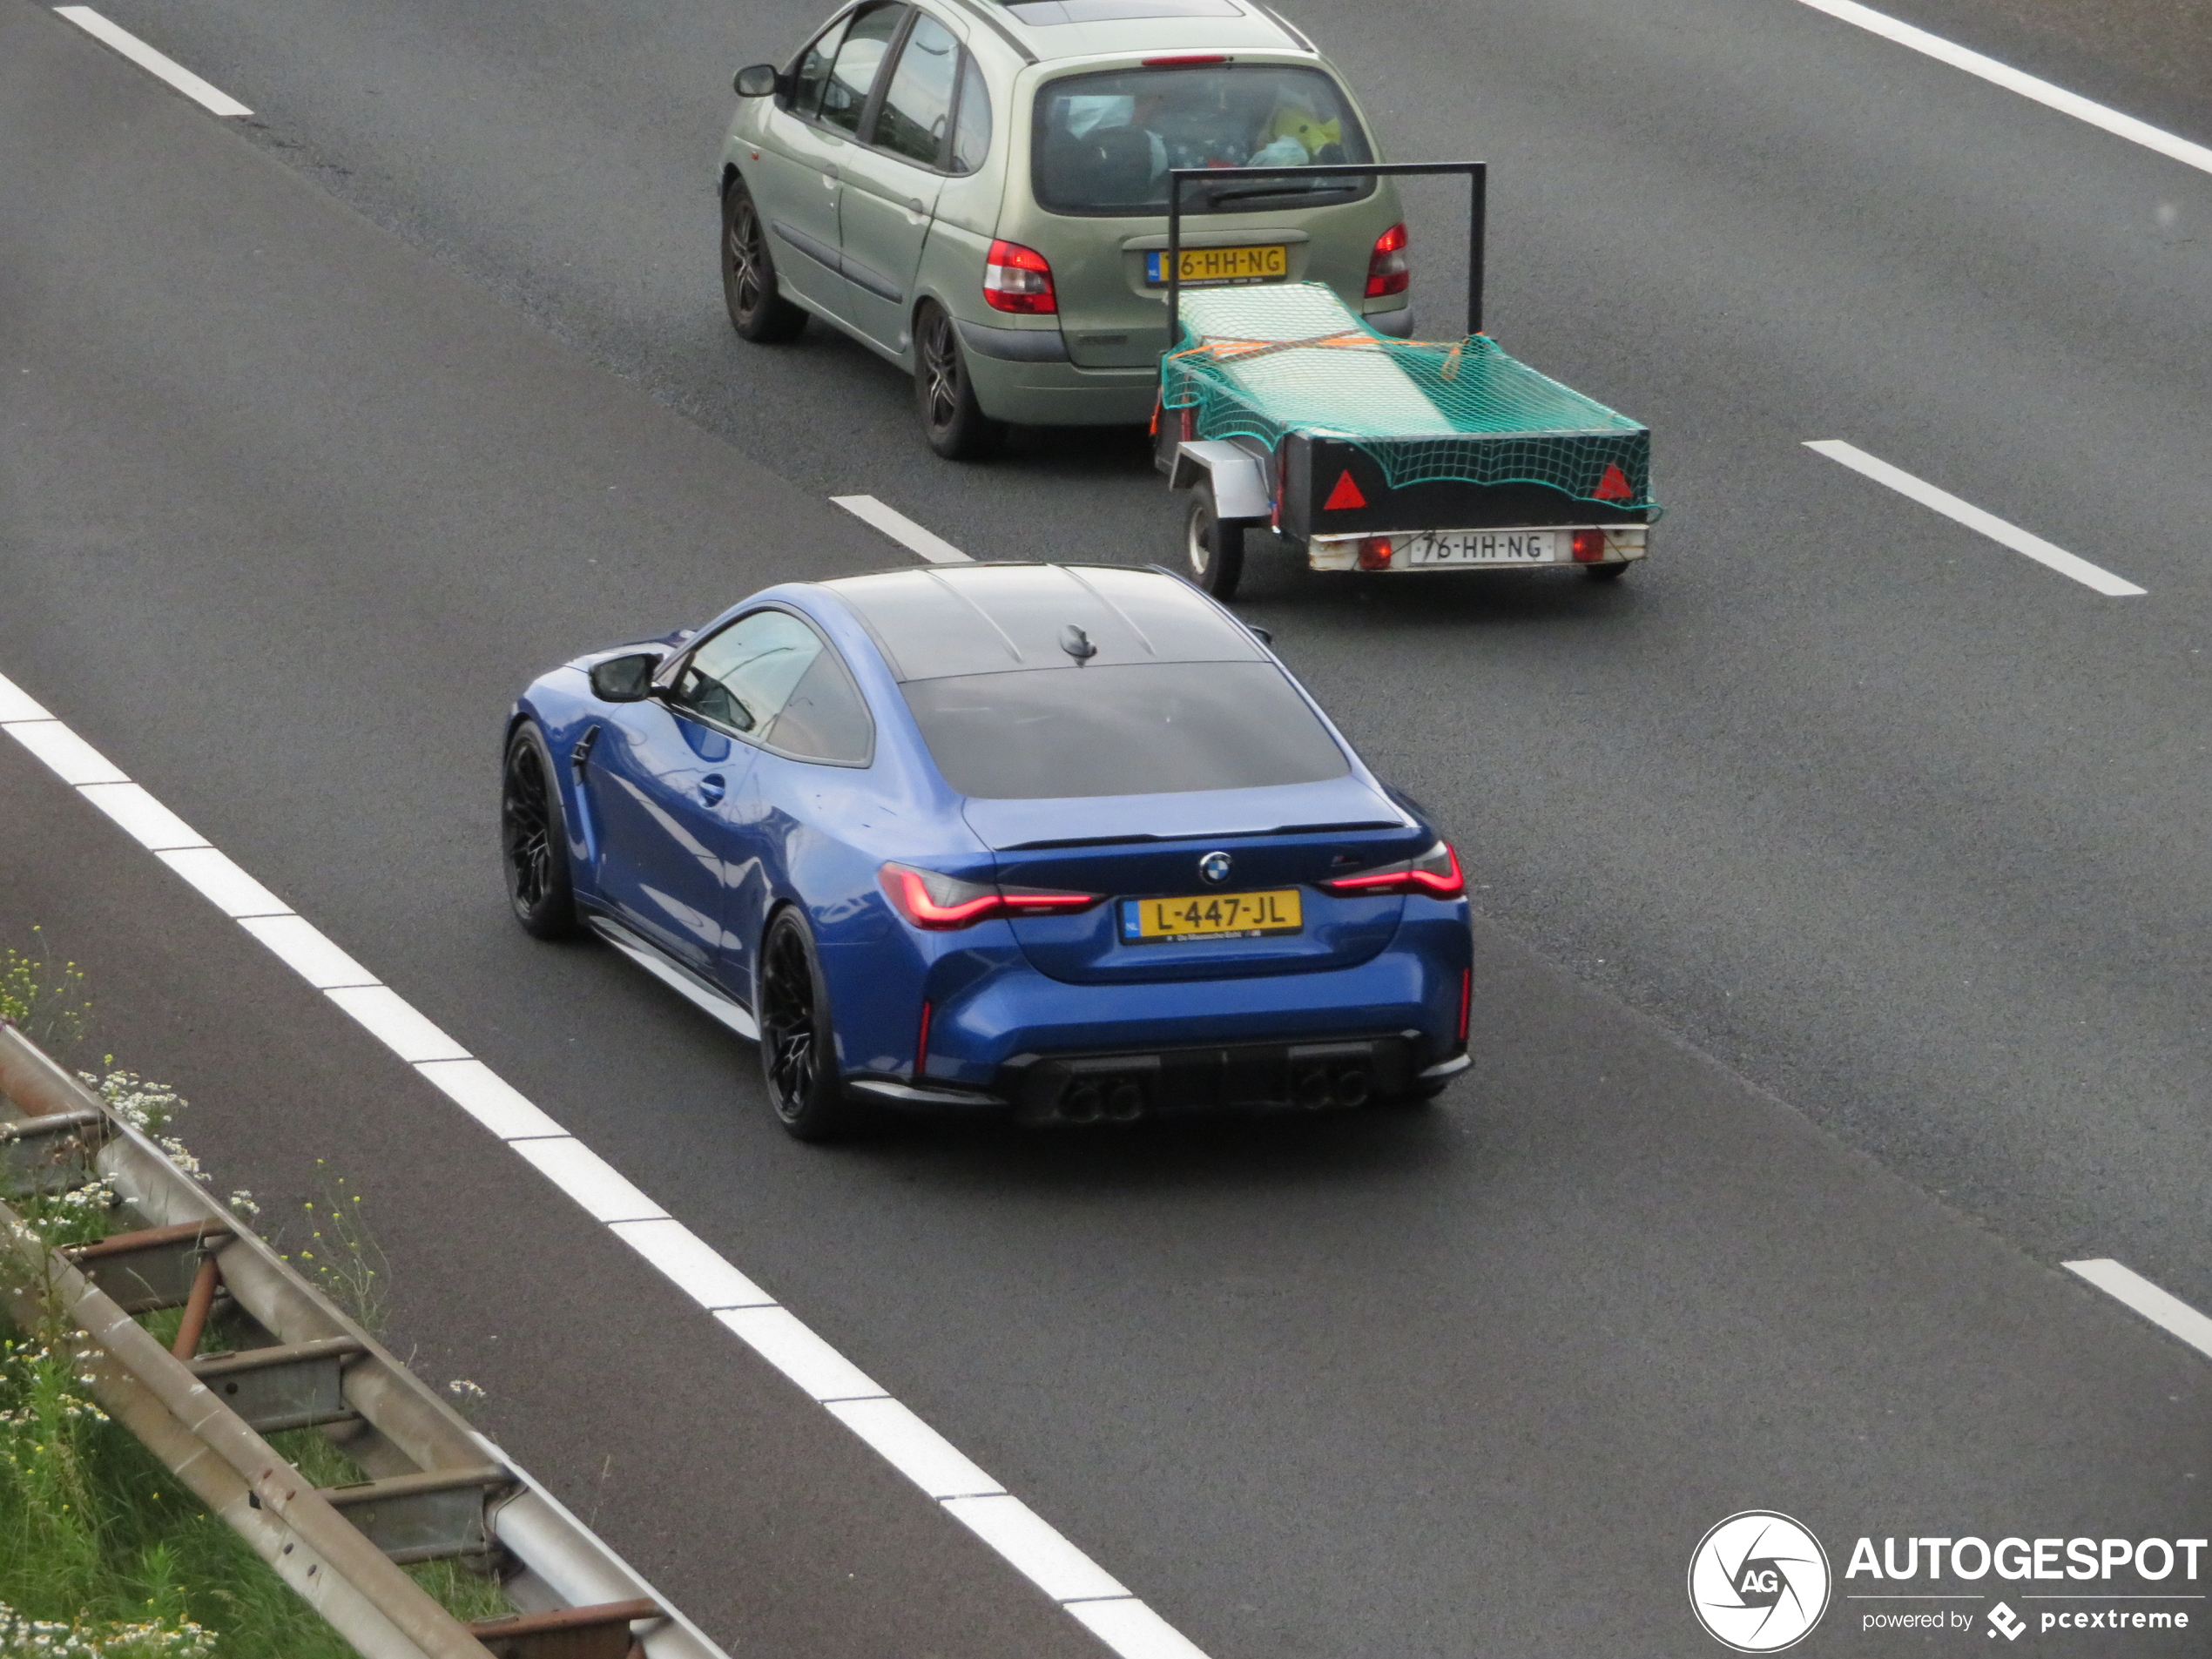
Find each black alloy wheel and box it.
[757,909,860,1141]
[722,177,807,343]
[501,725,580,940]
[914,300,1006,461]
[1184,480,1244,600]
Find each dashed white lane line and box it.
[0,668,1206,1659]
[833,494,974,563]
[1791,0,2212,179]
[53,6,252,118]
[2067,1260,2212,1361]
[1805,440,2146,597]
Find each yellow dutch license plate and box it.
[1146,245,1289,287]
[1123,888,1304,944]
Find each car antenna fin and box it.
[1061,624,1098,663]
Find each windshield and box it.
[1032,64,1374,217]
[900,662,1350,799]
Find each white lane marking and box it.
[154,846,293,918]
[414,1059,571,1141]
[2066,1259,2212,1361]
[942,1495,1133,1602]
[76,782,211,852]
[236,914,380,989]
[832,494,974,563]
[7,720,132,785]
[826,1398,1008,1500]
[323,984,473,1062]
[509,1137,670,1224]
[607,1218,776,1311]
[0,666,1211,1659]
[53,6,253,118]
[1791,0,2212,179]
[717,1306,887,1402]
[1804,440,2146,597]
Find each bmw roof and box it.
[821,563,1270,680]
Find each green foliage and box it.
[282,1164,390,1337]
[0,929,91,1052]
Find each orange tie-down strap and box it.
[1170,330,1488,379]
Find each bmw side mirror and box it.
[733,63,779,98]
[590,651,662,702]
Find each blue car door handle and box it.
[698,772,726,805]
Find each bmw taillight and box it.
[879,862,1100,930]
[1319,841,1464,898]
[983,239,1056,314]
[1365,223,1409,299]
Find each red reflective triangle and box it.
[1323,469,1367,510]
[1595,463,1633,502]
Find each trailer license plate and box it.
[1406,530,1558,565]
[1145,245,1289,287]
[1123,889,1303,943]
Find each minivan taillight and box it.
[984,239,1056,314]
[1366,222,1409,299]
[880,862,1100,930]
[1319,841,1463,898]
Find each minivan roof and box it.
[953,0,1312,62]
[821,563,1269,680]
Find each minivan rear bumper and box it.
[963,350,1157,427]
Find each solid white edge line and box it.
[606,1217,777,1311]
[1791,0,2212,179]
[825,1397,1008,1501]
[6,719,132,785]
[155,846,293,919]
[236,914,381,990]
[717,1305,887,1403]
[509,1136,671,1224]
[941,1494,1132,1602]
[832,495,974,563]
[74,782,211,851]
[11,664,1221,1658]
[52,5,253,117]
[1804,441,2146,597]
[2065,1259,2212,1361]
[413,1058,571,1142]
[322,984,473,1063]
[0,673,54,723]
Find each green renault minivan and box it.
[721,0,1409,458]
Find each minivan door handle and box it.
[698,772,726,805]
[821,164,839,183]
[906,197,925,213]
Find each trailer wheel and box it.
[1184,482,1245,600]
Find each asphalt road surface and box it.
[3,0,2209,1654]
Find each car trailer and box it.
[1152,161,1658,598]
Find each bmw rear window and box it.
[1032,64,1373,217]
[901,662,1349,799]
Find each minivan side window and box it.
[873,14,961,167]
[786,14,850,120]
[819,4,907,136]
[950,54,991,173]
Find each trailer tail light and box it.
[1366,223,1409,299]
[1319,841,1464,898]
[1571,529,1608,563]
[880,863,1100,929]
[983,239,1056,314]
[1357,536,1394,570]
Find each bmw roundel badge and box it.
[1199,851,1233,885]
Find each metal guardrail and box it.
[0,1022,729,1659]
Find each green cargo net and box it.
[1163,283,1656,509]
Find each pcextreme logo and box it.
[1689,1511,1834,1652]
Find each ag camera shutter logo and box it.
[1689,1511,1832,1652]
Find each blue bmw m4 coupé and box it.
[502,563,1472,1139]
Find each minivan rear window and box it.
[1032,65,1372,217]
[901,662,1349,799]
